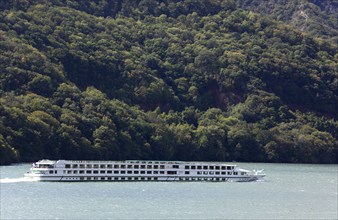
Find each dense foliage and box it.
[0,0,337,165]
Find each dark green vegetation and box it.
[0,0,337,165]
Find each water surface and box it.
[1,163,337,219]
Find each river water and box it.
[0,163,337,219]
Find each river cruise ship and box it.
[24,159,265,182]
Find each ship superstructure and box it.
[24,159,265,182]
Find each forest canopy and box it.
[0,0,337,165]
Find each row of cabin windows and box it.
[185,165,233,170]
[63,170,169,175]
[65,164,234,170]
[65,164,166,169]
[37,165,54,168]
[61,170,244,176]
[197,171,242,175]
[67,177,230,181]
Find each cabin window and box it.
[101,177,105,180]
[191,166,196,169]
[108,177,112,180]
[185,166,189,169]
[154,171,158,174]
[215,166,220,170]
[114,171,119,174]
[160,165,165,169]
[215,172,220,175]
[221,166,226,170]
[121,165,126,169]
[114,177,118,180]
[72,164,78,168]
[74,170,78,174]
[93,164,99,168]
[209,166,214,170]
[128,177,132,180]
[107,165,112,169]
[141,165,146,169]
[185,171,190,175]
[55,171,57,174]
[127,171,132,174]
[141,171,145,174]
[203,171,208,175]
[79,171,84,174]
[203,166,208,170]
[121,177,125,180]
[241,172,245,175]
[107,171,112,174]
[167,171,177,175]
[93,170,98,174]
[197,171,202,175]
[227,166,231,170]
[234,172,238,175]
[80,177,84,180]
[67,170,72,174]
[134,171,139,174]
[160,171,165,174]
[49,171,53,174]
[221,172,226,175]
[87,165,92,168]
[173,165,179,169]
[100,170,105,174]
[100,165,105,169]
[147,171,152,174]
[154,177,158,180]
[80,164,85,168]
[209,171,214,175]
[114,165,119,169]
[121,171,126,174]
[197,166,202,169]
[227,172,232,175]
[134,165,139,169]
[153,165,158,169]
[65,164,70,169]
[147,165,152,169]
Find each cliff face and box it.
[0,0,337,165]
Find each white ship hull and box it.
[24,160,265,182]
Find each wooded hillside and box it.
[0,0,337,165]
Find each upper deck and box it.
[35,159,238,170]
